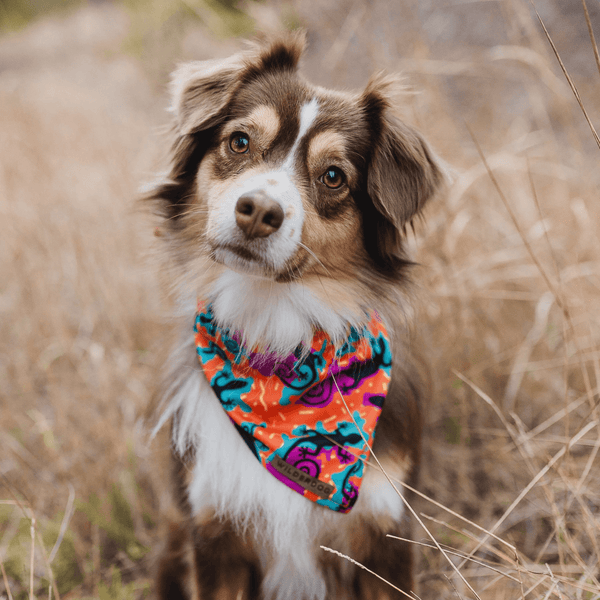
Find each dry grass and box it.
[1,0,600,598]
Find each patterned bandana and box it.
[194,302,392,513]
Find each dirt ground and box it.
[1,1,600,598]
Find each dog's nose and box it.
[235,191,284,239]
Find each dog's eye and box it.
[320,167,345,189]
[229,132,250,154]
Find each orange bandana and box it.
[194,302,392,513]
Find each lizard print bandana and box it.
[194,301,392,513]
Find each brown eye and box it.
[229,132,250,154]
[320,167,345,189]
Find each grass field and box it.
[1,0,600,598]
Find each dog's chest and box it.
[175,363,406,528]
[168,355,407,600]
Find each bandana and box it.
[194,302,392,513]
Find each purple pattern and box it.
[286,446,322,475]
[297,379,334,407]
[247,350,297,378]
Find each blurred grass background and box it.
[1,0,600,598]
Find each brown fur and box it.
[147,33,443,600]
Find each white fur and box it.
[358,462,406,517]
[283,98,320,169]
[208,268,362,355]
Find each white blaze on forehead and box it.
[297,98,320,141]
[284,98,320,168]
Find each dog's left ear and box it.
[361,75,443,232]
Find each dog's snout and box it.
[235,191,284,239]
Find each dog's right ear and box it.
[143,57,244,223]
[170,32,306,136]
[170,55,246,136]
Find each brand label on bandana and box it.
[270,454,334,499]
[194,302,392,513]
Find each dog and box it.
[146,33,442,600]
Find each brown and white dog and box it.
[147,33,442,600]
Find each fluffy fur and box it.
[147,32,442,600]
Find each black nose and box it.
[235,191,284,239]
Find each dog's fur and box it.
[146,33,442,600]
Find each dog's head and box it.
[149,34,442,330]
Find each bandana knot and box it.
[194,302,392,513]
